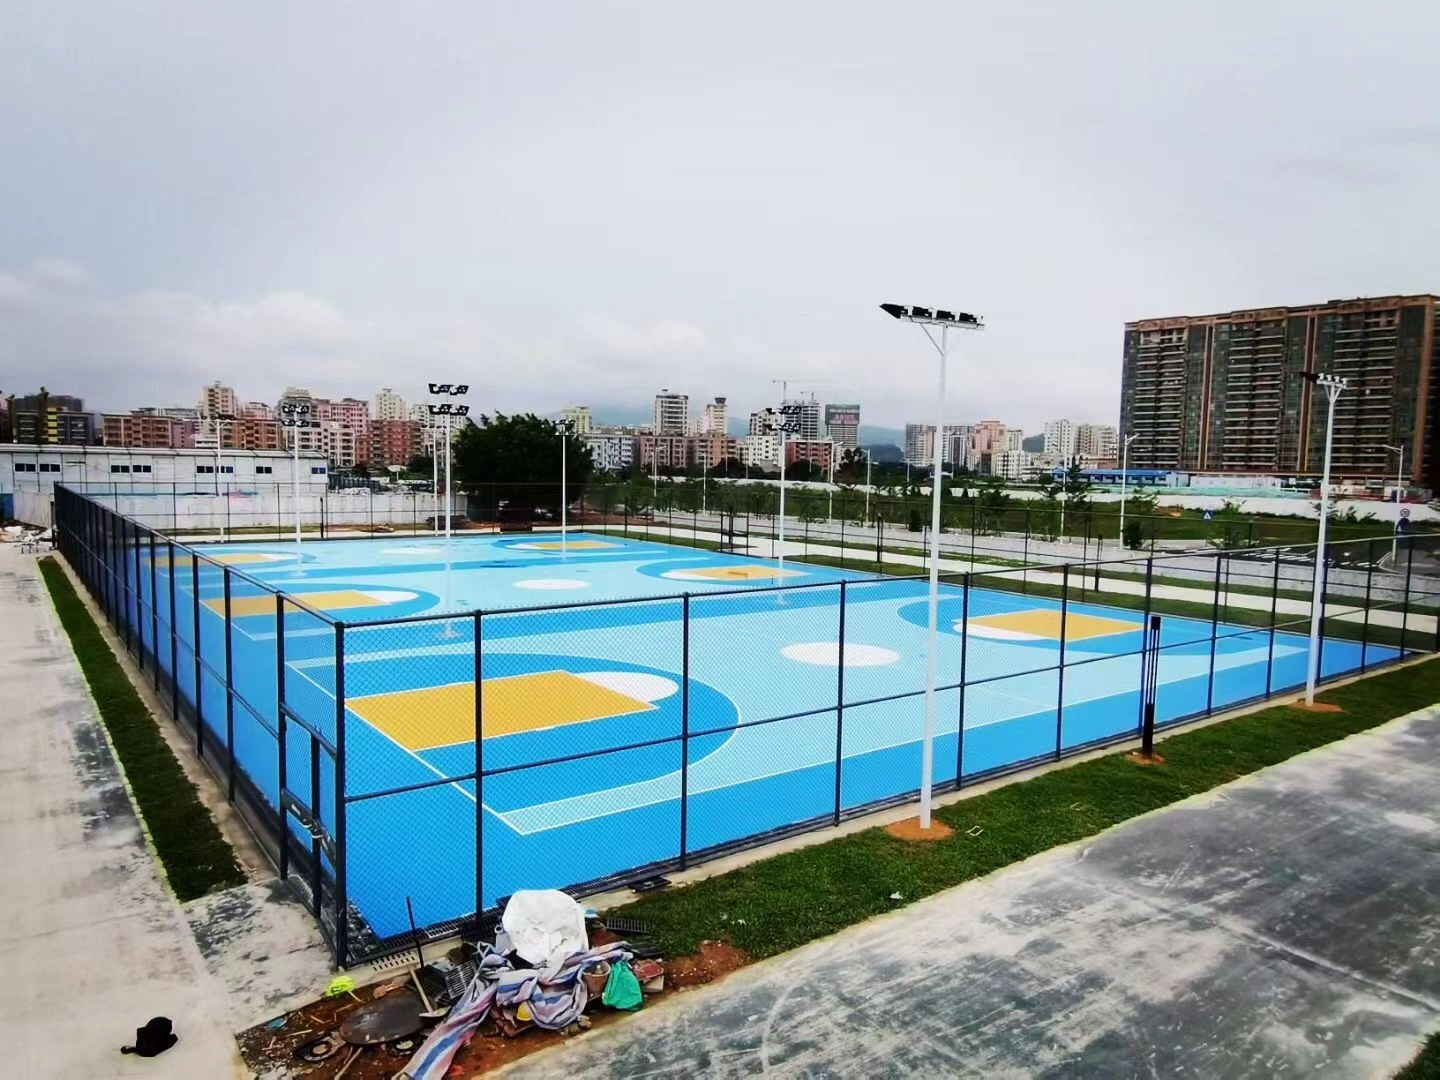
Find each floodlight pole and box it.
[864,449,872,524]
[1119,433,1139,544]
[431,426,439,535]
[880,302,984,829]
[558,418,575,557]
[1383,444,1404,564]
[1305,373,1346,704]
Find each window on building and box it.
[221,465,235,474]
[133,464,152,473]
[39,463,61,473]
[196,465,214,474]
[311,466,327,474]
[15,462,36,472]
[110,464,131,473]
[256,465,273,474]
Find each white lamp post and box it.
[279,402,311,568]
[864,448,873,524]
[557,417,576,557]
[426,382,469,545]
[1302,371,1347,705]
[880,303,985,828]
[1118,433,1139,545]
[762,404,802,582]
[1382,443,1405,565]
[205,413,236,542]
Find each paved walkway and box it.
[503,705,1440,1078]
[0,545,255,1077]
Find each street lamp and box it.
[1118,433,1139,546]
[863,448,873,524]
[879,302,985,828]
[557,417,576,557]
[425,383,469,546]
[1301,371,1347,705]
[204,412,237,541]
[761,404,802,582]
[1382,443,1405,564]
[278,402,312,565]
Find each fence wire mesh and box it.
[47,484,1440,966]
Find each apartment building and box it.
[103,410,194,449]
[653,391,689,435]
[374,387,408,421]
[7,393,95,445]
[1121,295,1440,485]
[584,433,635,472]
[695,397,728,436]
[824,405,860,450]
[784,439,833,474]
[562,406,593,435]
[368,419,425,469]
[199,382,240,418]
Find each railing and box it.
[50,484,1440,966]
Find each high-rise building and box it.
[584,433,635,472]
[941,424,970,465]
[1043,419,1076,460]
[1005,428,1026,452]
[784,439,833,474]
[103,410,192,449]
[369,419,425,469]
[1121,295,1440,484]
[562,406,593,435]
[904,423,933,465]
[199,382,240,418]
[242,401,274,420]
[824,404,861,450]
[1076,423,1117,463]
[374,387,408,421]
[653,390,689,435]
[785,398,822,441]
[991,448,1032,480]
[696,397,728,435]
[740,433,780,469]
[8,392,94,445]
[748,410,770,436]
[970,420,1008,463]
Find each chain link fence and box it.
[51,484,1440,966]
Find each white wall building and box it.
[904,423,934,465]
[1005,429,1026,452]
[653,390,690,435]
[562,406,593,435]
[695,397,728,436]
[740,433,780,470]
[1077,423,1118,462]
[199,382,240,419]
[786,399,822,441]
[374,387,408,421]
[1043,419,1077,460]
[991,448,1032,480]
[584,433,634,471]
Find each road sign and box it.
[1400,507,1411,519]
[1202,510,1213,521]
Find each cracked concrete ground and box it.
[504,705,1440,1078]
[0,546,332,1076]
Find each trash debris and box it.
[502,889,589,970]
[601,959,643,1011]
[323,975,357,998]
[121,1016,178,1058]
[602,916,653,937]
[294,1034,345,1063]
[966,825,984,837]
[890,891,904,901]
[632,959,665,994]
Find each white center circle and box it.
[575,672,679,702]
[781,642,901,667]
[513,578,592,590]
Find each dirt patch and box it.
[885,816,954,842]
[666,940,751,988]
[1126,751,1167,766]
[1294,700,1344,713]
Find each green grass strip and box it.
[612,657,1440,961]
[38,557,245,901]
[1399,1032,1440,1078]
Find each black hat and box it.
[121,1017,178,1057]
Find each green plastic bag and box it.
[601,959,643,1010]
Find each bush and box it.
[908,507,923,532]
[1124,518,1143,550]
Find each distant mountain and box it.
[1022,434,1044,452]
[861,442,905,463]
[858,424,904,447]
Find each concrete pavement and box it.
[502,705,1440,1078]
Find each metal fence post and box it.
[192,557,204,754]
[473,611,484,920]
[1054,565,1069,759]
[679,595,690,871]
[1206,554,1221,714]
[223,568,236,800]
[955,574,970,786]
[833,582,846,825]
[1360,538,1374,670]
[149,531,160,691]
[168,544,179,720]
[334,622,349,966]
[132,519,143,666]
[308,735,322,916]
[1399,535,1414,654]
[1140,616,1160,757]
[276,595,289,882]
[1266,547,1280,696]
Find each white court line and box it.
[287,665,518,831]
[493,645,1307,834]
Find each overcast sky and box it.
[2,2,1437,433]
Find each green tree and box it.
[1122,485,1158,549]
[975,478,1011,536]
[407,453,433,476]
[452,412,593,519]
[785,460,823,482]
[1206,499,1251,550]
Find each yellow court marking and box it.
[970,609,1136,642]
[204,590,387,618]
[674,565,806,581]
[158,552,289,569]
[523,540,619,551]
[347,670,655,751]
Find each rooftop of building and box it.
[1126,294,1440,329]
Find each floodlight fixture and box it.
[1301,371,1348,391]
[879,303,984,329]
